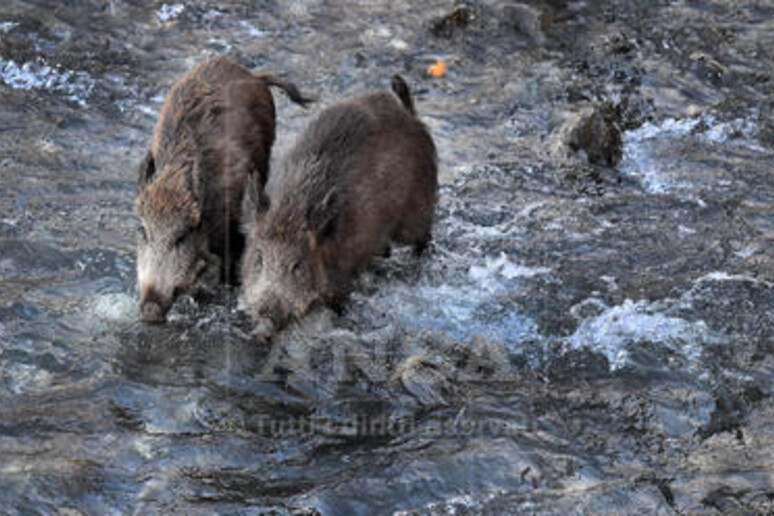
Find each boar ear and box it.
[137,151,155,186]
[307,189,337,240]
[241,172,270,233]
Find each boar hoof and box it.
[413,238,433,257]
[139,302,167,324]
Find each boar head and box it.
[134,151,219,323]
[240,176,335,340]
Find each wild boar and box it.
[135,56,311,323]
[241,75,437,339]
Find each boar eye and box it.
[173,229,194,248]
[290,260,305,278]
[138,225,148,241]
[253,252,263,269]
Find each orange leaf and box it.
[427,60,448,78]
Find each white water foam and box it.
[395,493,498,515]
[238,20,268,38]
[700,115,764,151]
[695,271,772,287]
[621,114,769,198]
[620,118,700,196]
[156,3,185,23]
[0,21,19,34]
[91,292,137,321]
[0,58,95,104]
[365,253,544,347]
[2,362,54,394]
[568,299,713,370]
[469,252,551,283]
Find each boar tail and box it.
[391,75,415,115]
[257,74,315,107]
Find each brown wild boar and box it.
[135,57,311,323]
[241,75,437,339]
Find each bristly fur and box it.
[136,56,309,293]
[241,75,437,330]
[263,87,434,241]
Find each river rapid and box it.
[1,0,774,513]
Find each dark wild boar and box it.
[241,75,437,339]
[135,56,311,323]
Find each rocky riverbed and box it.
[1,0,774,513]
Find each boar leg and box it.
[412,236,432,257]
[394,209,433,256]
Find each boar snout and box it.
[245,293,292,340]
[250,317,276,344]
[139,286,172,324]
[139,301,167,324]
[256,294,288,328]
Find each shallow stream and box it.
[2,0,774,513]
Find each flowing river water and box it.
[1,0,774,513]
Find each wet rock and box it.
[466,336,513,379]
[675,401,774,513]
[689,51,728,87]
[430,3,476,38]
[701,486,759,514]
[698,389,746,441]
[604,32,637,55]
[564,103,623,167]
[758,103,774,149]
[681,275,774,343]
[616,91,654,131]
[569,297,608,321]
[394,355,454,407]
[498,2,553,43]
[546,348,611,382]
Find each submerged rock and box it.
[498,2,553,43]
[429,1,551,44]
[394,355,454,407]
[565,103,623,167]
[430,3,477,38]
